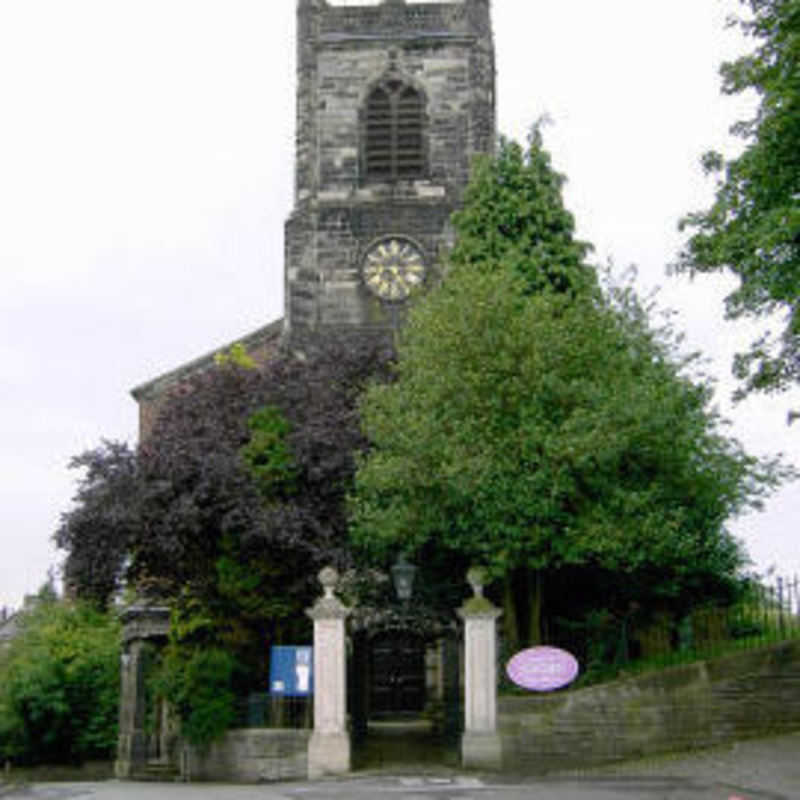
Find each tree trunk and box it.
[502,575,520,655]
[527,570,543,646]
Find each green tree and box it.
[148,601,237,750]
[55,440,138,608]
[451,125,596,296]
[677,0,800,403]
[352,132,786,650]
[56,332,394,726]
[0,596,120,766]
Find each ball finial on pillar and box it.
[318,566,339,599]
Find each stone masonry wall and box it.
[294,0,493,203]
[184,729,311,783]
[286,0,495,338]
[498,640,800,774]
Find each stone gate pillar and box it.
[307,566,351,779]
[457,567,502,770]
[115,603,170,779]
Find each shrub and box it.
[0,598,120,766]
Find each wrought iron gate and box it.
[369,630,426,714]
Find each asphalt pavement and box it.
[1,732,798,800]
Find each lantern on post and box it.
[391,553,417,603]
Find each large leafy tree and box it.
[56,333,393,683]
[677,0,800,402]
[352,132,785,649]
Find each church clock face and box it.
[362,237,426,301]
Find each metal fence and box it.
[595,575,800,680]
[656,576,800,653]
[500,575,800,691]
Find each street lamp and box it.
[391,553,417,603]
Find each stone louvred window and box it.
[365,80,425,181]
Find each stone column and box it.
[307,567,351,779]
[115,604,170,779]
[457,567,502,770]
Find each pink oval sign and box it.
[506,646,579,692]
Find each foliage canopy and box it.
[353,267,769,579]
[353,129,787,647]
[451,127,596,296]
[0,596,120,765]
[677,0,800,403]
[56,334,394,703]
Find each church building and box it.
[118,1,497,780]
[132,0,495,436]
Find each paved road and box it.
[0,775,784,800]
[2,733,797,800]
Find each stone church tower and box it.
[285,0,495,340]
[121,4,496,775]
[133,0,495,433]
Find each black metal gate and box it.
[369,630,426,714]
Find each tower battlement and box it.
[312,1,491,40]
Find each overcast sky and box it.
[1,0,798,612]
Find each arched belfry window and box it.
[364,79,426,181]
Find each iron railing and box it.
[499,575,800,690]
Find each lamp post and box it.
[391,553,417,604]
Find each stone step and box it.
[131,763,181,782]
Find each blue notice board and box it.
[270,646,313,697]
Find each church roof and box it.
[131,318,284,403]
[0,610,21,645]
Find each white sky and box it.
[0,0,797,612]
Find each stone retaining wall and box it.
[498,640,800,774]
[184,729,310,783]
